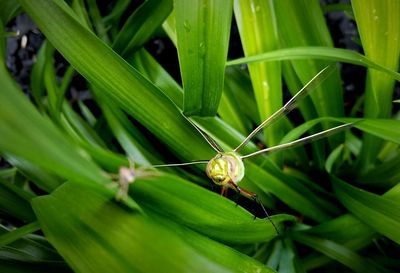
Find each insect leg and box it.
[220,186,229,197]
[227,181,279,234]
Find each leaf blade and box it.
[175,0,233,116]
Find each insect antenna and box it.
[184,115,224,153]
[241,122,355,160]
[149,160,209,168]
[234,64,337,153]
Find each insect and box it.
[109,160,157,202]
[116,64,353,233]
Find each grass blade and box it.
[272,0,344,122]
[234,0,283,147]
[291,232,385,273]
[175,0,233,116]
[332,176,400,244]
[226,46,400,81]
[0,61,108,190]
[351,0,400,172]
[113,0,173,56]
[32,181,277,273]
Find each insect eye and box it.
[206,157,229,185]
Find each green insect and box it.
[118,64,353,233]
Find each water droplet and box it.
[262,80,269,89]
[183,20,191,32]
[255,5,261,12]
[250,2,256,13]
[199,42,206,56]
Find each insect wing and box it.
[234,64,337,152]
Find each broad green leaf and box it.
[291,232,385,273]
[0,176,35,222]
[18,0,215,162]
[332,176,400,244]
[17,0,342,224]
[234,0,283,147]
[0,262,71,273]
[0,0,20,24]
[0,38,140,210]
[244,163,331,222]
[278,239,306,273]
[352,0,400,117]
[85,0,110,43]
[129,49,333,221]
[103,0,131,26]
[32,181,276,273]
[29,41,47,113]
[175,0,233,116]
[5,156,63,192]
[0,19,5,66]
[0,222,40,247]
[0,224,64,262]
[308,214,375,249]
[113,0,173,56]
[280,117,400,146]
[0,61,108,190]
[352,118,400,145]
[219,66,259,134]
[352,0,400,172]
[99,103,153,165]
[358,153,400,187]
[62,103,108,148]
[226,47,400,81]
[130,173,295,243]
[272,0,344,127]
[71,0,92,29]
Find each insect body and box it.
[110,162,156,202]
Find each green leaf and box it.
[353,118,400,145]
[332,176,400,244]
[0,222,40,247]
[291,232,385,273]
[113,0,173,56]
[0,62,108,190]
[0,175,35,222]
[352,0,400,118]
[280,117,400,146]
[0,224,64,262]
[130,173,295,244]
[234,0,283,147]
[352,0,400,172]
[219,66,258,134]
[32,181,276,273]
[226,47,400,81]
[308,214,375,249]
[0,0,20,24]
[128,49,332,222]
[175,0,233,116]
[17,0,340,224]
[272,0,344,127]
[18,0,215,163]
[0,262,71,273]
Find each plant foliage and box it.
[0,0,399,272]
